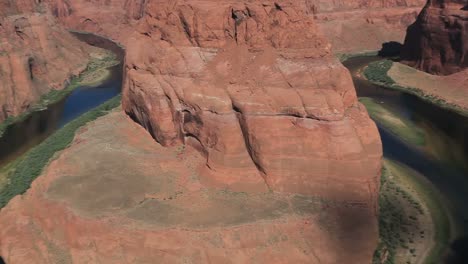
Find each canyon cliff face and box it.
[310,0,426,53]
[0,1,383,263]
[0,1,93,121]
[401,0,468,75]
[45,0,426,54]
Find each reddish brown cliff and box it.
[309,0,426,53]
[0,2,94,121]
[44,0,426,54]
[401,0,467,75]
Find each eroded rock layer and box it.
[310,0,426,53]
[401,0,468,75]
[0,2,93,121]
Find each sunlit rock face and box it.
[307,0,426,53]
[0,1,92,121]
[402,0,468,75]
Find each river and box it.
[343,56,468,262]
[0,33,124,168]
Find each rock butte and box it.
[1,0,384,263]
[0,1,95,122]
[402,0,468,75]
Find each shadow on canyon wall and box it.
[378,41,403,57]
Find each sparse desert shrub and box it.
[363,60,395,85]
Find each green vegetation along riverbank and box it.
[0,51,119,138]
[363,60,468,117]
[373,159,453,264]
[0,95,122,209]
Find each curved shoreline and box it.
[0,51,119,139]
[362,59,468,118]
[0,95,122,208]
[344,55,459,263]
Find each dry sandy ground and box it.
[388,63,468,112]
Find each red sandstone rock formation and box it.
[401,0,467,75]
[43,0,382,199]
[0,1,383,263]
[44,0,134,40]
[120,1,383,200]
[45,0,427,54]
[310,0,426,53]
[0,2,93,121]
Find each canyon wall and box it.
[0,1,93,121]
[310,0,426,53]
[401,0,468,75]
[44,0,427,54]
[44,0,135,41]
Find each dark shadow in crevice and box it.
[0,256,6,264]
[378,41,403,58]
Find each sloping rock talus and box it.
[308,0,426,53]
[0,1,93,121]
[401,0,468,75]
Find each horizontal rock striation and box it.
[0,1,93,121]
[401,0,468,75]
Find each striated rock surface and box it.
[310,0,426,53]
[0,2,94,121]
[401,0,468,75]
